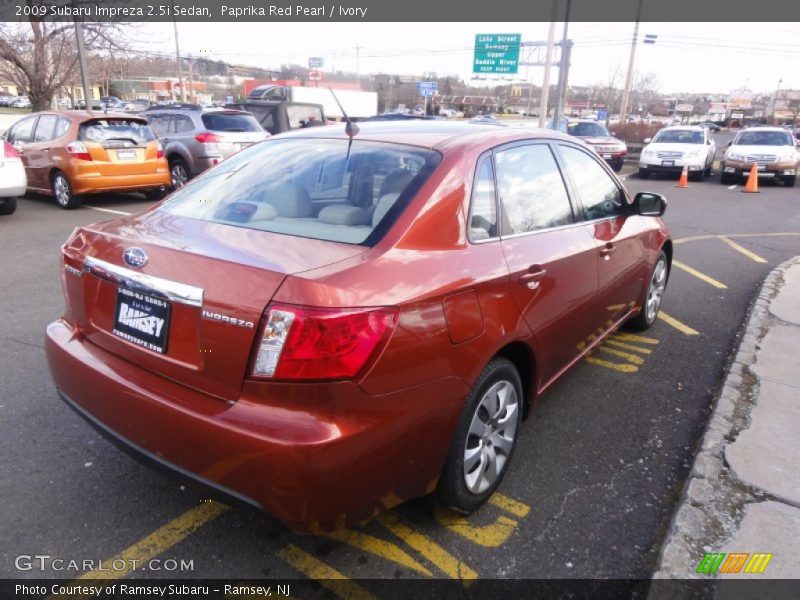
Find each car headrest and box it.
[372,193,400,227]
[266,183,312,218]
[378,169,415,199]
[318,204,369,226]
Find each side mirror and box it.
[610,131,616,136]
[727,141,733,147]
[643,137,652,144]
[634,192,667,217]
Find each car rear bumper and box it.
[72,171,171,195]
[45,319,468,533]
[0,161,27,196]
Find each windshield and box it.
[78,119,155,144]
[159,138,441,246]
[735,131,793,146]
[201,112,262,133]
[567,122,609,137]
[653,129,704,144]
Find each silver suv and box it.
[144,104,268,188]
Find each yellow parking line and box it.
[585,356,638,373]
[604,339,653,354]
[610,332,659,345]
[672,260,728,289]
[376,513,478,584]
[719,236,768,263]
[673,232,800,245]
[658,311,699,336]
[326,529,433,576]
[488,492,531,518]
[277,544,376,600]
[596,346,645,365]
[77,501,228,581]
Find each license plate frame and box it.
[661,159,675,167]
[116,149,136,160]
[113,287,171,354]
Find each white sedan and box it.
[639,126,716,181]
[0,140,27,215]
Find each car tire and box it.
[705,162,712,176]
[627,250,668,332]
[169,158,190,189]
[611,161,623,173]
[638,168,650,179]
[691,170,705,182]
[144,187,169,201]
[51,171,81,210]
[720,172,733,184]
[783,176,796,188]
[0,197,17,215]
[437,357,523,514]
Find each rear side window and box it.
[468,157,498,241]
[159,138,441,246]
[286,105,325,129]
[79,119,155,145]
[494,144,574,235]
[54,117,71,138]
[174,115,195,133]
[201,112,262,133]
[558,145,624,220]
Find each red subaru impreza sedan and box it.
[46,122,671,533]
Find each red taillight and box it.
[3,141,20,159]
[252,304,398,380]
[66,141,92,161]
[195,132,221,144]
[156,141,164,159]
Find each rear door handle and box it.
[519,265,547,289]
[599,243,616,258]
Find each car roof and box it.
[736,126,788,133]
[659,125,705,131]
[275,120,577,151]
[35,110,148,123]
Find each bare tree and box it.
[0,20,130,111]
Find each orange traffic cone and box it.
[676,165,689,188]
[742,163,760,193]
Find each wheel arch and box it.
[493,341,536,419]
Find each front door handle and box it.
[599,242,616,258]
[519,265,547,289]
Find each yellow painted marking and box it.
[610,332,660,345]
[488,492,531,518]
[596,346,645,365]
[658,311,700,336]
[744,553,773,574]
[277,544,376,600]
[376,512,478,585]
[673,232,800,245]
[604,339,653,354]
[76,502,227,581]
[585,356,638,373]
[326,529,433,576]
[605,304,626,312]
[672,260,728,289]
[719,236,768,263]
[433,506,519,547]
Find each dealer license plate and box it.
[113,287,171,354]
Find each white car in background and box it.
[638,125,716,181]
[720,126,798,187]
[0,140,27,215]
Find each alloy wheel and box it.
[646,257,667,322]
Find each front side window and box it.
[494,144,574,235]
[159,138,441,246]
[33,115,57,142]
[8,116,36,144]
[558,145,625,220]
[286,105,325,129]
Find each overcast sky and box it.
[131,22,800,95]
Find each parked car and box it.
[439,108,465,118]
[121,99,156,113]
[0,94,15,107]
[4,110,170,209]
[720,126,798,186]
[0,140,27,215]
[361,112,434,121]
[565,119,628,172]
[77,99,104,110]
[638,125,716,181]
[698,121,721,133]
[46,122,671,532]
[9,96,31,109]
[99,96,125,110]
[143,104,268,188]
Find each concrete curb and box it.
[651,256,800,580]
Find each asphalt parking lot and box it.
[2,163,799,591]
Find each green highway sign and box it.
[473,33,521,74]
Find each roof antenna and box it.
[328,87,358,159]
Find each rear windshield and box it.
[568,122,609,137]
[735,131,793,146]
[653,129,703,144]
[201,112,262,133]
[78,119,154,145]
[159,138,441,246]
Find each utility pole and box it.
[172,14,185,101]
[538,1,558,127]
[553,0,572,120]
[73,20,93,111]
[619,0,644,126]
[771,79,783,120]
[187,54,195,103]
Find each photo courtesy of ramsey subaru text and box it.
[46,121,671,533]
[2,111,171,209]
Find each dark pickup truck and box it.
[224,101,327,135]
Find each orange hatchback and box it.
[4,111,170,209]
